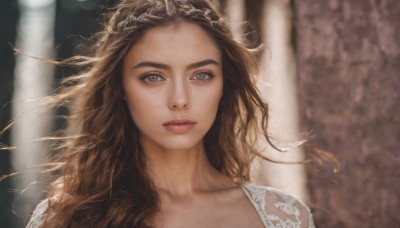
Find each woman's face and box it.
[122,21,223,151]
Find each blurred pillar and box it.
[11,0,55,217]
[254,0,310,202]
[225,0,245,43]
[210,0,220,11]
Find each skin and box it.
[122,21,264,228]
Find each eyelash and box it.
[139,70,214,84]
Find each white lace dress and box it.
[242,182,315,228]
[27,183,315,228]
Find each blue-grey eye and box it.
[142,74,164,83]
[192,72,213,80]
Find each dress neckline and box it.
[241,182,272,227]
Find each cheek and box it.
[124,89,154,122]
[199,84,223,116]
[128,101,149,118]
[125,93,167,136]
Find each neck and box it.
[141,138,233,197]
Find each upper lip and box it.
[162,119,196,125]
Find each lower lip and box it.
[163,123,195,134]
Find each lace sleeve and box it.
[263,188,315,228]
[26,199,48,228]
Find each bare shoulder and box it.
[242,182,315,228]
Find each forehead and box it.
[124,21,221,65]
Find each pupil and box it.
[149,75,157,81]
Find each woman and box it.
[27,0,315,227]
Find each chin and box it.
[160,139,203,151]
[143,134,203,152]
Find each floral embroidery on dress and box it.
[275,193,301,219]
[268,214,300,228]
[26,199,48,228]
[242,182,315,228]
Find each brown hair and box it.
[29,0,275,227]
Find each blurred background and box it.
[1,0,399,227]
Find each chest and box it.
[154,192,265,228]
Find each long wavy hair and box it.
[27,0,275,227]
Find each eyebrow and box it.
[132,59,219,70]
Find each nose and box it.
[168,78,189,110]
